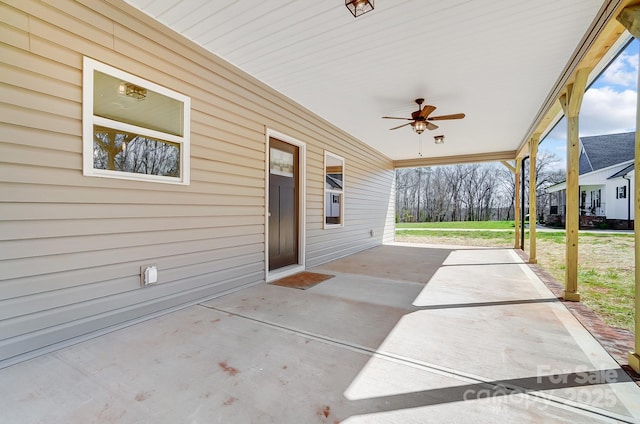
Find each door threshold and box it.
[266,264,305,283]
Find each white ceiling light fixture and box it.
[434,135,445,144]
[345,0,374,17]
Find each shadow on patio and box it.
[2,244,639,423]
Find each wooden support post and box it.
[559,68,590,302]
[514,158,522,249]
[529,135,540,264]
[631,86,640,372]
[500,160,520,248]
[618,0,640,375]
[564,112,580,301]
[617,5,640,39]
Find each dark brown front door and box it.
[268,137,299,271]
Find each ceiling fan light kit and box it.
[345,0,374,17]
[413,121,427,134]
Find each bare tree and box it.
[532,151,564,221]
[395,153,559,223]
[93,128,180,177]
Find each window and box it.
[589,190,601,208]
[617,186,627,199]
[324,152,344,227]
[83,57,190,184]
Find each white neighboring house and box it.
[547,132,635,228]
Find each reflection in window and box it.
[324,152,345,227]
[93,126,179,177]
[93,70,184,137]
[270,147,294,177]
[83,57,190,184]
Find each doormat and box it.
[270,272,334,290]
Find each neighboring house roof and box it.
[546,132,636,193]
[326,175,342,190]
[579,132,635,175]
[608,163,634,179]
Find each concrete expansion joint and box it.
[197,304,635,423]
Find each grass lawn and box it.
[396,226,635,333]
[396,220,516,229]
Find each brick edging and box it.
[513,249,639,383]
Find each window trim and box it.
[324,151,345,229]
[82,57,191,185]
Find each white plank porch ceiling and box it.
[125,0,610,161]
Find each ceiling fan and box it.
[382,98,465,134]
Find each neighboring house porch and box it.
[546,133,635,229]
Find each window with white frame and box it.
[324,152,344,227]
[617,186,627,199]
[83,57,190,184]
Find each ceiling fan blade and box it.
[389,122,412,130]
[382,116,413,120]
[420,105,436,119]
[428,113,466,121]
[426,122,439,131]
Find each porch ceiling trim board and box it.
[393,150,517,169]
[516,0,632,159]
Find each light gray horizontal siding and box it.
[0,0,395,366]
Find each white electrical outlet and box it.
[140,265,158,286]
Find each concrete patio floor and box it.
[2,243,639,423]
